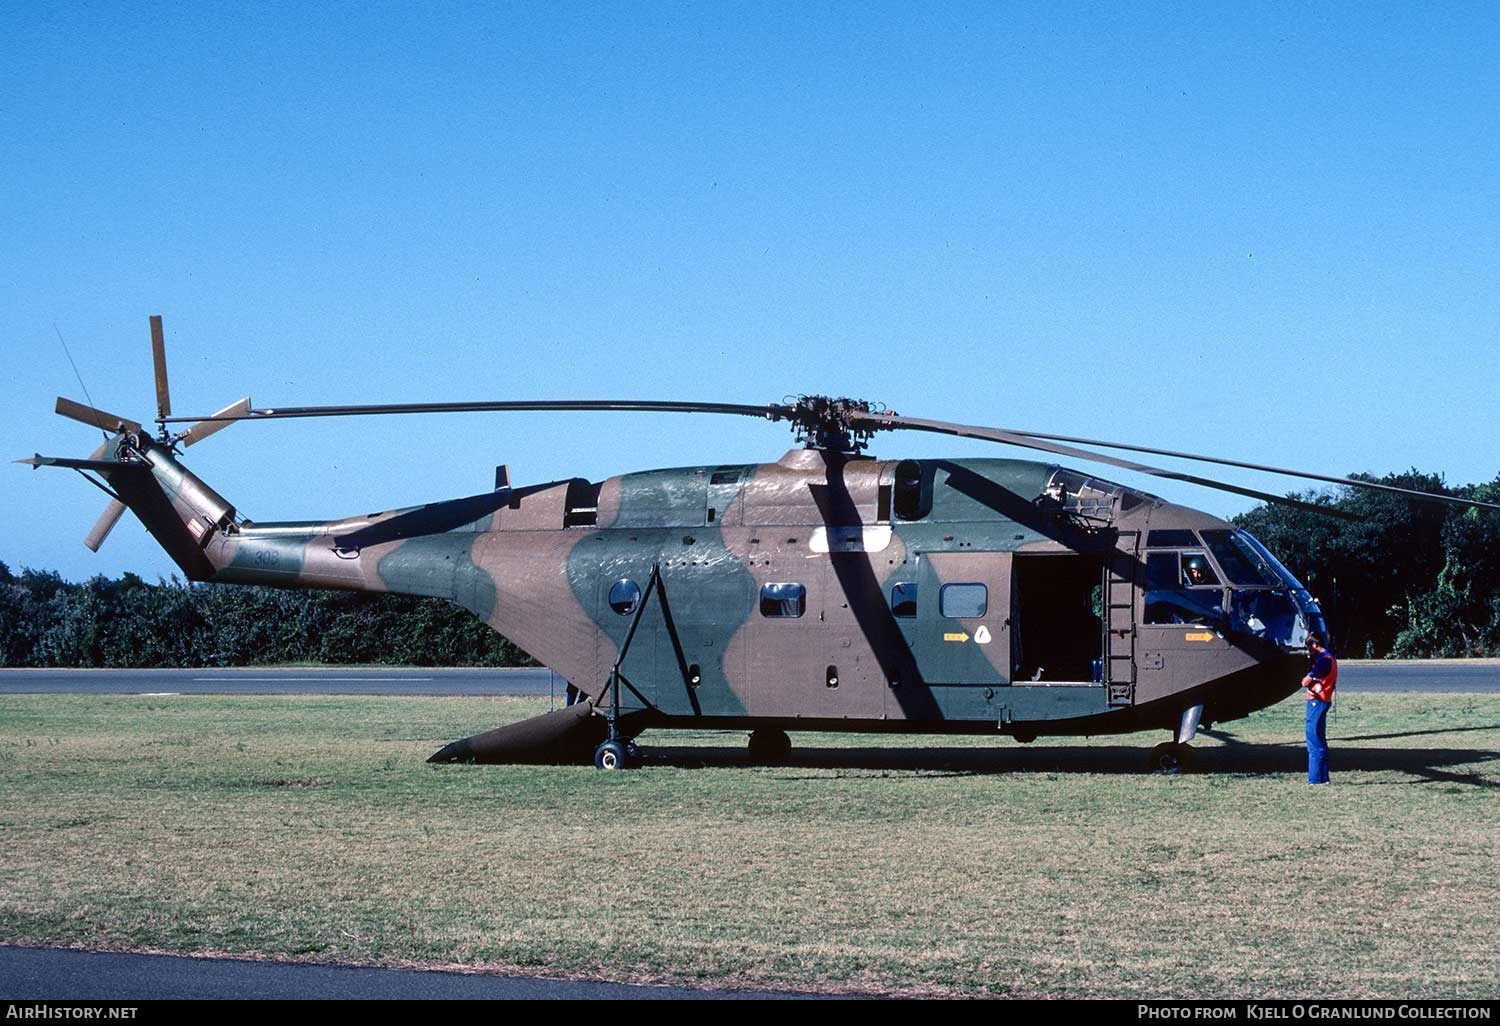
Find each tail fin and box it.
[22,431,239,581]
[106,436,239,580]
[35,313,252,574]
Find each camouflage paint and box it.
[65,430,1315,757]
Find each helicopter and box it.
[23,317,1500,773]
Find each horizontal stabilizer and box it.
[17,453,148,472]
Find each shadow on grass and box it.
[1328,724,1500,743]
[637,734,1500,786]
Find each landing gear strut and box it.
[1149,703,1205,774]
[593,563,663,771]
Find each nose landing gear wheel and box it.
[1149,741,1195,775]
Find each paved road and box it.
[2,661,1497,694]
[0,945,821,1001]
[1329,660,1500,692]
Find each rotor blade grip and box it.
[150,315,171,420]
[84,499,128,552]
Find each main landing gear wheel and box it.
[1149,742,1195,775]
[594,739,630,771]
[747,728,791,764]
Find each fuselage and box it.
[153,443,1323,740]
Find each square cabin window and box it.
[760,582,806,618]
[940,582,988,619]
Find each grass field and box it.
[0,691,1495,998]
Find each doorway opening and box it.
[1012,555,1104,683]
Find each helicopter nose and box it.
[427,701,606,765]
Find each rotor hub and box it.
[776,396,893,455]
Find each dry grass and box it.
[0,691,1495,997]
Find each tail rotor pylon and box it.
[38,315,250,551]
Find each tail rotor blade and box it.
[180,397,251,446]
[84,499,128,552]
[150,314,171,422]
[55,397,141,434]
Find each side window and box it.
[1144,552,1224,626]
[891,582,918,618]
[760,582,806,618]
[1179,552,1220,588]
[939,583,988,619]
[608,579,641,615]
[1145,552,1179,590]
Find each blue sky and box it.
[4,2,1498,581]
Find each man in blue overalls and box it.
[1300,631,1338,784]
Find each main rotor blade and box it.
[55,397,141,434]
[161,399,787,424]
[855,412,1360,518]
[150,314,171,421]
[153,390,1495,514]
[179,396,252,446]
[84,499,128,552]
[1004,428,1500,512]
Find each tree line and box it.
[1232,470,1500,658]
[0,563,532,668]
[3,466,1499,666]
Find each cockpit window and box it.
[1145,552,1224,625]
[1140,530,1326,648]
[1201,530,1282,587]
[1180,552,1219,587]
[1146,529,1198,547]
[1228,590,1299,644]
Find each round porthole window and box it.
[609,578,641,616]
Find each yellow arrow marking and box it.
[1185,632,1216,642]
[943,631,970,643]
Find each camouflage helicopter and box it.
[24,317,1500,772]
